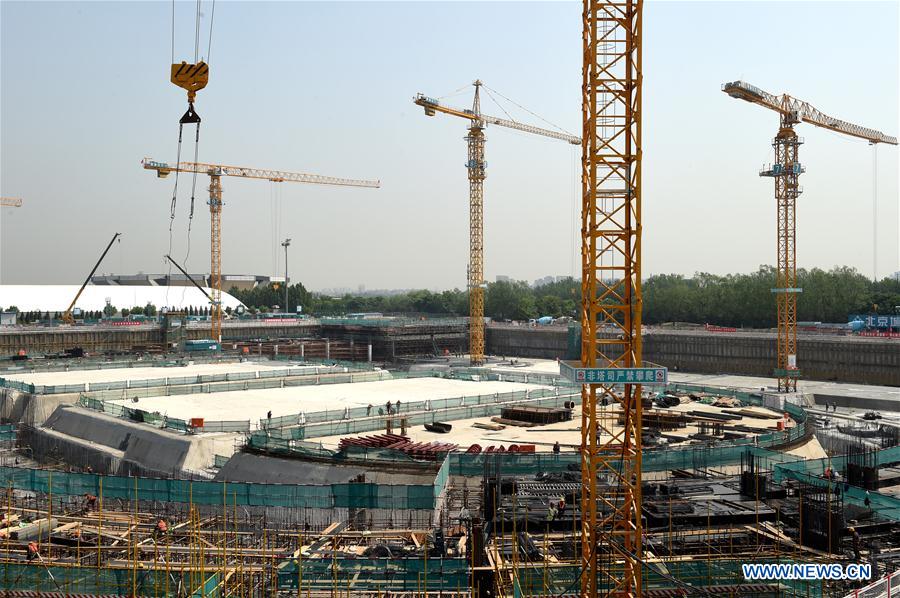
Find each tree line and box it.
[227,267,899,328]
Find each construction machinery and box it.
[723,81,897,392]
[578,0,644,596]
[61,233,122,324]
[414,82,580,366]
[0,198,23,207]
[143,159,379,342]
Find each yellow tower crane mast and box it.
[414,82,580,365]
[723,81,897,393]
[143,159,380,342]
[577,0,644,596]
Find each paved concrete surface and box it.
[3,360,324,386]
[312,395,789,451]
[109,377,547,427]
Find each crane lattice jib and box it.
[413,95,582,144]
[723,81,898,145]
[0,198,23,207]
[142,160,381,188]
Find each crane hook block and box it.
[170,61,209,104]
[180,103,201,125]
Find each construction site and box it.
[1,0,899,597]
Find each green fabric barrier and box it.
[0,465,437,511]
[0,561,213,597]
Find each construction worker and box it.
[546,503,558,522]
[153,518,168,542]
[26,541,39,561]
[849,526,862,561]
[385,401,392,415]
[865,491,872,508]
[552,441,561,455]
[83,493,97,514]
[366,404,373,416]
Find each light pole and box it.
[281,238,291,313]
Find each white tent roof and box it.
[0,285,244,312]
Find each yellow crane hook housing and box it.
[171,61,208,123]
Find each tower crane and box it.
[414,82,580,365]
[723,81,897,393]
[579,1,644,595]
[143,158,380,342]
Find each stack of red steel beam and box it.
[338,433,458,460]
[338,433,409,450]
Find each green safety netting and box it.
[0,562,219,598]
[277,557,469,592]
[0,465,441,511]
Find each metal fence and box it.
[844,569,900,598]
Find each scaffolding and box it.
[0,475,471,597]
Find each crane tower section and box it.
[581,0,644,596]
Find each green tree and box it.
[103,303,117,318]
[485,280,537,321]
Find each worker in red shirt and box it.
[153,518,168,542]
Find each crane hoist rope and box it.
[167,0,212,308]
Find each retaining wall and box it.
[486,326,900,386]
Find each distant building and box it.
[533,276,556,288]
[891,271,900,281]
[495,275,511,283]
[92,273,282,291]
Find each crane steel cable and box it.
[168,0,208,309]
[481,84,576,137]
[437,83,473,101]
[481,86,516,123]
[206,0,216,63]
[194,0,201,62]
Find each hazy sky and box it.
[1,1,897,291]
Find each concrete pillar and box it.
[274,344,279,356]
[326,339,330,359]
[367,342,372,363]
[301,343,305,359]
